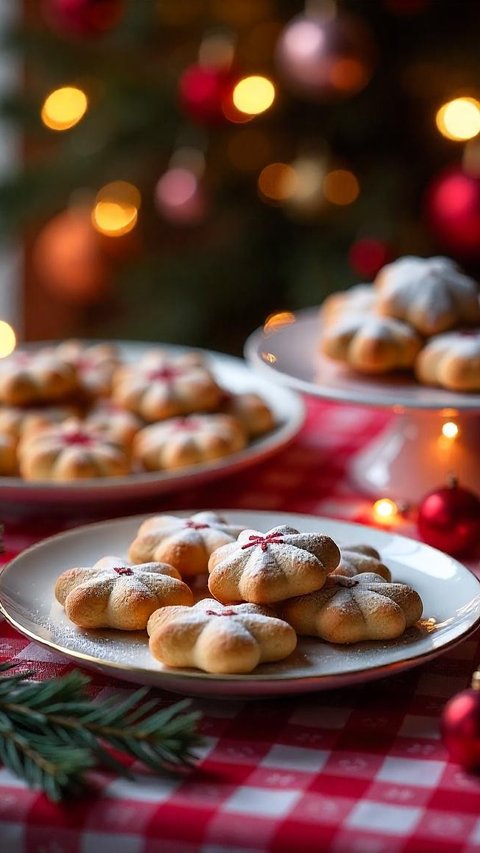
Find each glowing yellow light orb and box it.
[92,201,138,237]
[323,169,360,205]
[436,97,480,142]
[41,86,88,131]
[0,321,16,357]
[442,421,459,439]
[372,498,398,523]
[92,182,140,237]
[232,76,275,116]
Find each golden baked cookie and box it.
[320,284,376,328]
[18,418,131,480]
[134,414,247,471]
[147,598,297,674]
[54,340,120,399]
[208,525,340,605]
[219,392,275,438]
[414,330,480,392]
[111,350,222,421]
[375,256,480,336]
[55,556,193,630]
[279,572,423,644]
[0,350,78,406]
[84,400,143,446]
[331,544,391,581]
[128,511,245,576]
[320,314,422,374]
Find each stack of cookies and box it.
[318,255,480,392]
[54,511,424,675]
[0,342,275,480]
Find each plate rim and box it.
[0,340,306,501]
[1,508,479,689]
[244,307,480,412]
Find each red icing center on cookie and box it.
[147,366,183,382]
[184,520,210,530]
[241,533,285,552]
[63,430,93,446]
[113,567,134,575]
[206,609,236,616]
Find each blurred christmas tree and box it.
[2,0,480,354]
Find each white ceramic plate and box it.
[1,509,479,699]
[245,307,480,411]
[0,342,305,506]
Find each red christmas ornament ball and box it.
[417,478,480,556]
[424,166,480,259]
[348,238,392,278]
[178,64,237,125]
[441,674,480,770]
[42,0,124,38]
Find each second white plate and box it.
[1,509,479,699]
[0,342,305,506]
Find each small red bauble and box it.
[424,166,480,259]
[441,673,480,770]
[417,478,480,556]
[42,0,124,38]
[348,238,392,278]
[178,64,237,125]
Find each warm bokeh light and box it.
[286,156,326,215]
[41,86,88,131]
[372,498,399,524]
[262,351,277,364]
[155,167,205,224]
[92,181,140,237]
[92,202,137,237]
[436,97,480,142]
[156,168,198,207]
[323,169,360,205]
[0,321,16,357]
[232,76,276,116]
[442,421,459,439]
[263,311,296,332]
[258,162,298,202]
[330,58,370,95]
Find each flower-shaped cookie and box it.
[147,598,297,673]
[55,556,193,630]
[208,525,340,605]
[280,572,423,644]
[84,400,143,446]
[0,350,78,406]
[375,256,480,336]
[320,283,376,328]
[331,545,391,581]
[128,511,245,576]
[134,414,247,471]
[18,419,131,480]
[320,315,422,374]
[219,392,275,438]
[414,330,480,392]
[54,340,120,399]
[111,350,222,421]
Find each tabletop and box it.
[1,397,480,853]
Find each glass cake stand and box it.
[245,307,480,502]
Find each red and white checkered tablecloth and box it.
[1,398,480,853]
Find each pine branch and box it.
[0,663,203,801]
